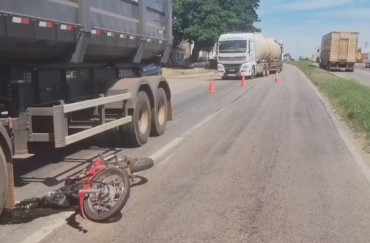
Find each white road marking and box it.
[20,212,73,243]
[157,153,176,166]
[294,65,370,184]
[149,107,226,162]
[149,137,183,161]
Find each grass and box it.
[290,61,370,150]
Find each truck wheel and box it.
[327,63,331,71]
[250,67,255,79]
[151,88,168,136]
[122,91,152,147]
[0,147,8,214]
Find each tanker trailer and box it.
[0,0,173,213]
[217,33,283,79]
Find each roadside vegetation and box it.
[291,61,370,150]
[173,0,260,61]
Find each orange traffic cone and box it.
[208,78,215,93]
[274,72,279,83]
[241,76,247,88]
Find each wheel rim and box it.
[157,99,166,126]
[86,172,125,215]
[138,104,149,134]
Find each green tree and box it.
[173,0,260,60]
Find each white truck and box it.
[217,33,283,79]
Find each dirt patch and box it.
[162,68,216,78]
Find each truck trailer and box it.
[217,33,283,79]
[320,32,358,72]
[0,0,173,213]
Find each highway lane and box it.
[2,65,370,242]
[0,73,255,242]
[332,63,370,86]
[11,74,248,202]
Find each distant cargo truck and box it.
[320,32,358,72]
[366,52,370,68]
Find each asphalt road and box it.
[331,63,370,86]
[2,65,370,242]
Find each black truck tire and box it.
[122,91,152,147]
[0,147,8,214]
[151,88,168,136]
[250,66,256,79]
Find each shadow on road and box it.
[66,212,88,233]
[131,175,149,188]
[0,203,77,225]
[14,133,126,188]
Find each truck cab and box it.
[217,33,256,78]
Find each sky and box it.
[256,0,370,59]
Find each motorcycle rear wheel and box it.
[83,167,130,222]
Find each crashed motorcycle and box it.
[39,153,154,222]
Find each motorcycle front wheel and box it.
[83,167,130,222]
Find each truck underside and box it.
[0,0,174,212]
[219,60,282,78]
[0,63,172,210]
[320,61,355,72]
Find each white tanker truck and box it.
[217,33,283,79]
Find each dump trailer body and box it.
[0,0,172,63]
[320,32,358,71]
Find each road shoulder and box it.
[290,64,370,183]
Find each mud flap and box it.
[167,100,173,121]
[5,162,15,209]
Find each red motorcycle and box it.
[42,153,154,222]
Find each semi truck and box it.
[217,33,283,79]
[0,0,173,213]
[320,32,358,72]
